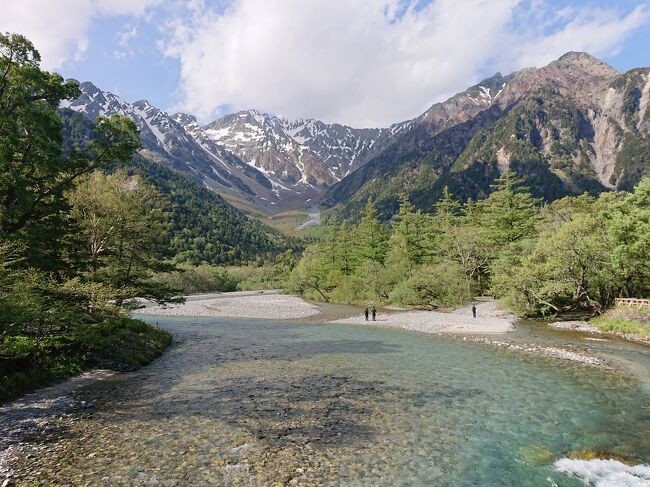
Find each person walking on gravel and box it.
[472,303,477,318]
[371,305,377,321]
[364,307,369,321]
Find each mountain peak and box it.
[133,99,155,110]
[558,51,601,63]
[172,112,198,128]
[553,51,617,74]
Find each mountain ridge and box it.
[61,52,650,220]
[324,53,650,219]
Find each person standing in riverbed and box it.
[364,307,369,321]
[472,304,477,318]
[371,305,376,321]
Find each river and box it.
[296,207,321,230]
[6,316,650,486]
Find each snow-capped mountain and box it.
[61,81,401,212]
[202,110,403,186]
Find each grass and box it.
[264,209,309,235]
[0,317,171,401]
[591,306,650,339]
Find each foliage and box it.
[0,33,171,399]
[291,174,650,316]
[127,155,298,266]
[69,170,178,305]
[491,179,649,316]
[151,264,237,294]
[591,317,650,339]
[0,34,139,270]
[388,262,470,309]
[0,317,171,400]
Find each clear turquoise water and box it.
[15,317,650,486]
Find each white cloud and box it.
[162,0,650,127]
[114,26,138,59]
[0,0,159,70]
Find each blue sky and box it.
[3,0,650,126]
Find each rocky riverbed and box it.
[2,316,648,486]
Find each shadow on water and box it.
[64,323,407,450]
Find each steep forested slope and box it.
[62,110,295,265]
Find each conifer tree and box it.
[390,193,429,265]
[352,199,388,264]
[478,170,539,245]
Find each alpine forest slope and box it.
[62,83,409,213]
[61,109,295,266]
[324,52,650,220]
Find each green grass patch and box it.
[591,316,650,338]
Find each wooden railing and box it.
[615,298,650,309]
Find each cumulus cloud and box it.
[162,0,650,127]
[0,0,159,70]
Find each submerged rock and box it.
[549,321,599,333]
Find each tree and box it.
[352,199,388,264]
[288,244,331,301]
[493,213,615,315]
[434,186,462,226]
[606,178,650,298]
[69,171,176,305]
[0,33,139,268]
[389,194,430,265]
[477,170,539,246]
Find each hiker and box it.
[472,303,477,318]
[371,305,376,321]
[364,307,369,321]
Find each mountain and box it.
[60,82,282,210]
[60,109,296,265]
[62,83,404,213]
[62,52,650,221]
[325,52,650,218]
[201,110,409,186]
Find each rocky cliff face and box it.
[325,52,650,218]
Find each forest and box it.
[0,34,176,399]
[289,173,650,318]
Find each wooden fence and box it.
[615,298,650,309]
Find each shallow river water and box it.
[11,316,650,486]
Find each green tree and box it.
[352,199,388,264]
[477,170,539,245]
[69,170,176,305]
[288,244,331,301]
[493,213,615,315]
[606,178,650,298]
[389,194,430,265]
[0,34,139,268]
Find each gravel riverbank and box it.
[136,290,321,320]
[135,293,619,370]
[330,299,516,335]
[140,292,517,335]
[0,370,115,486]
